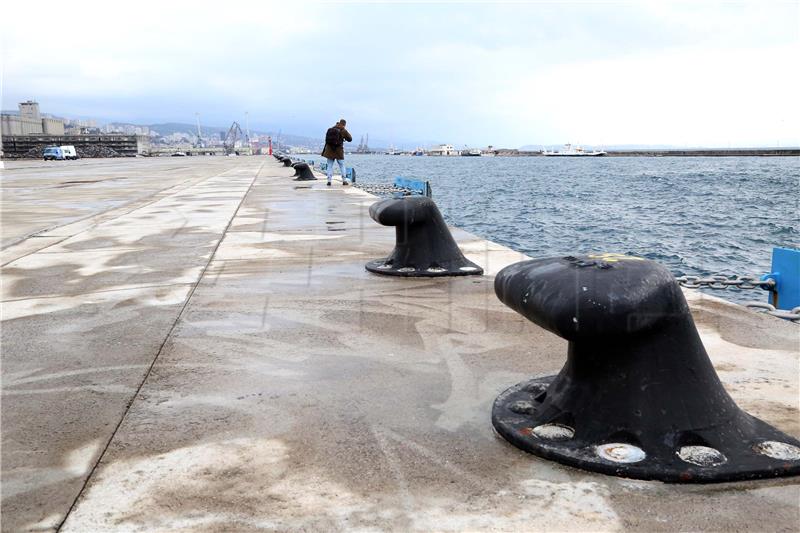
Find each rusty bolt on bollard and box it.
[492,253,800,483]
[365,196,483,277]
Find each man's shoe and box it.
[342,180,350,186]
[326,181,331,187]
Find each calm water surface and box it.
[346,154,799,304]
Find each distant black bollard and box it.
[365,196,483,277]
[491,254,800,483]
[282,157,293,167]
[292,162,316,181]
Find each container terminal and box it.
[1,156,798,531]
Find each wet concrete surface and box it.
[1,158,260,531]
[1,157,798,531]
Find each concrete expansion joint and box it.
[52,163,263,531]
[1,168,243,267]
[3,178,191,253]
[3,158,798,531]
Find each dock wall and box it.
[1,134,150,158]
[1,157,798,531]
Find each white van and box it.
[60,146,78,160]
[43,146,64,160]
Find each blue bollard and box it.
[762,247,800,310]
[394,176,432,197]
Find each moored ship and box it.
[461,147,482,156]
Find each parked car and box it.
[42,146,79,161]
[43,146,64,160]
[171,151,187,157]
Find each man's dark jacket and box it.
[321,125,352,160]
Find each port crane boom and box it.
[223,121,244,155]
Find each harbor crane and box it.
[355,133,370,153]
[194,113,204,148]
[223,121,245,155]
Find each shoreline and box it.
[4,147,800,161]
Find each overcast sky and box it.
[2,1,798,148]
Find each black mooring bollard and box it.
[365,196,483,277]
[492,254,800,483]
[291,162,316,181]
[282,157,293,167]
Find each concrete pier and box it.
[2,157,798,531]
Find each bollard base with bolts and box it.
[492,375,800,483]
[492,254,800,483]
[365,196,483,277]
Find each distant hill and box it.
[148,122,323,146]
[148,122,227,136]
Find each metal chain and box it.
[343,194,794,320]
[744,302,800,322]
[675,275,776,291]
[354,183,419,196]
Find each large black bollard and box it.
[365,196,483,277]
[281,157,293,167]
[292,162,316,181]
[492,254,800,483]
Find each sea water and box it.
[346,154,800,304]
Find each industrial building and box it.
[1,100,150,158]
[428,143,459,156]
[1,101,65,136]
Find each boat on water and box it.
[461,147,482,157]
[541,143,607,156]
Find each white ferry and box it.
[385,145,402,155]
[541,143,607,156]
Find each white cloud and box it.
[2,1,317,95]
[2,1,797,146]
[491,44,800,146]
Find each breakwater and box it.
[500,148,800,157]
[605,148,800,157]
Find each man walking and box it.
[321,119,353,186]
